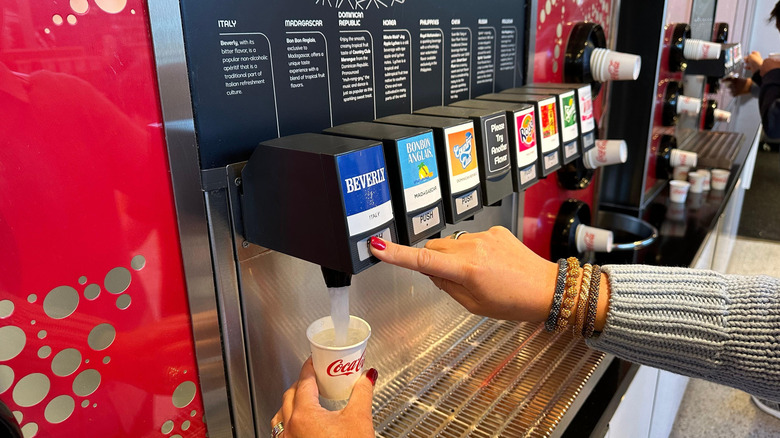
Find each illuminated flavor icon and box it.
[453,132,474,169]
[520,114,536,147]
[417,162,433,180]
[564,97,577,126]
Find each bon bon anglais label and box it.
[397,132,442,212]
[338,145,393,236]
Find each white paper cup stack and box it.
[677,95,702,115]
[670,149,698,168]
[307,315,371,401]
[583,139,628,169]
[575,224,614,253]
[669,180,691,203]
[590,48,642,82]
[683,39,722,60]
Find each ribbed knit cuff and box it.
[586,264,780,401]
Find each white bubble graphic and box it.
[27,294,37,303]
[0,365,14,394]
[43,286,79,319]
[116,294,131,310]
[95,0,128,14]
[161,420,174,434]
[130,255,146,270]
[37,330,47,339]
[13,373,50,407]
[104,267,131,294]
[21,422,38,438]
[37,346,51,359]
[84,284,100,300]
[0,326,26,361]
[81,399,89,408]
[12,411,22,423]
[70,0,89,14]
[172,381,197,408]
[88,324,116,351]
[45,395,75,424]
[0,300,14,318]
[73,369,101,397]
[51,348,82,377]
[182,420,191,431]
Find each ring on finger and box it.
[451,230,468,240]
[271,421,284,438]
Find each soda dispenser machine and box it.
[2,0,742,437]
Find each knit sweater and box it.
[587,264,780,401]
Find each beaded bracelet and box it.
[555,257,581,332]
[582,265,602,339]
[546,259,568,332]
[573,263,593,335]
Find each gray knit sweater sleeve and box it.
[586,264,780,401]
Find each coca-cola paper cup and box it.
[307,315,371,401]
[584,139,628,169]
[698,169,711,191]
[669,180,690,203]
[688,171,705,193]
[576,224,614,253]
[683,39,722,60]
[670,149,698,168]
[711,168,730,190]
[677,95,702,115]
[590,48,641,81]
[713,109,731,123]
[672,166,690,181]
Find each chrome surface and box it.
[147,2,234,436]
[596,211,659,252]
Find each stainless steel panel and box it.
[147,2,233,436]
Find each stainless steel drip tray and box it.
[679,130,744,170]
[372,317,607,438]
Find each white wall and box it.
[749,0,780,59]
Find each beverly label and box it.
[337,145,394,236]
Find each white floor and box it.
[668,237,780,437]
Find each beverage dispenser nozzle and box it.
[322,266,352,288]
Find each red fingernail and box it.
[370,237,386,251]
[366,368,378,386]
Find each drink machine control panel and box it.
[241,133,397,274]
[518,83,596,154]
[477,93,562,176]
[323,122,446,245]
[501,89,581,165]
[450,99,540,192]
[374,114,484,224]
[415,106,514,206]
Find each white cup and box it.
[307,315,371,400]
[670,149,698,168]
[583,139,628,169]
[590,48,642,81]
[576,224,614,253]
[688,171,705,193]
[698,169,711,190]
[669,180,690,203]
[769,52,780,61]
[672,166,690,181]
[711,168,730,190]
[677,95,702,115]
[683,39,722,60]
[713,109,731,122]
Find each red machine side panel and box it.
[0,2,205,437]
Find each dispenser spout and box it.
[321,266,353,288]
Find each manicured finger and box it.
[370,238,465,282]
[345,368,377,417]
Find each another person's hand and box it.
[722,77,753,96]
[270,358,377,438]
[760,58,780,76]
[369,226,558,322]
[745,51,764,72]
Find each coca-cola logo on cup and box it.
[585,232,595,250]
[608,60,621,80]
[597,143,607,163]
[327,350,366,377]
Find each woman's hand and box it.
[270,358,377,438]
[745,51,764,72]
[760,58,780,76]
[370,226,558,322]
[722,77,753,96]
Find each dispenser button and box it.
[455,190,478,215]
[520,166,537,185]
[564,141,578,159]
[582,131,595,151]
[412,206,441,235]
[543,151,559,170]
[357,227,392,261]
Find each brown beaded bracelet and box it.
[555,257,581,332]
[573,263,594,335]
[582,265,602,339]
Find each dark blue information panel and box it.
[180,0,526,169]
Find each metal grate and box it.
[372,317,605,437]
[680,131,744,169]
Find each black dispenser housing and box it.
[241,133,397,274]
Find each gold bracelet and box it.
[573,263,594,336]
[555,257,581,332]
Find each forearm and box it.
[586,264,780,401]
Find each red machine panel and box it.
[524,0,612,259]
[0,2,205,437]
